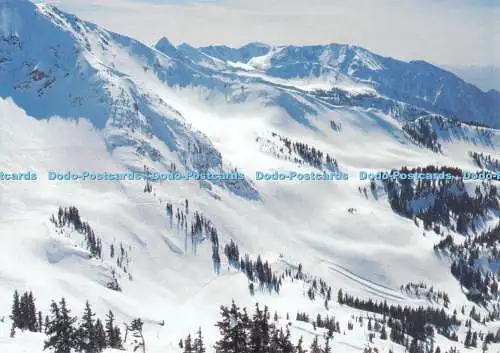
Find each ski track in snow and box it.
[325,262,407,302]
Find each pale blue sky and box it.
[44,0,499,67]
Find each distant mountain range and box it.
[445,65,500,92]
[155,39,500,129]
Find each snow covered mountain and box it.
[0,1,499,353]
[196,43,500,129]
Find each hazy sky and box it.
[43,0,499,67]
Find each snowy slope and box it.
[0,1,499,353]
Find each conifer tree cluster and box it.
[112,241,131,276]
[272,133,338,171]
[469,151,500,172]
[125,318,145,353]
[166,198,222,273]
[9,290,123,353]
[213,301,329,353]
[224,240,240,267]
[434,221,500,307]
[295,312,310,323]
[313,87,353,106]
[180,327,206,353]
[257,132,339,172]
[484,328,500,345]
[296,312,340,334]
[166,202,174,218]
[210,227,221,274]
[44,298,122,353]
[402,120,441,152]
[337,289,460,343]
[189,209,221,271]
[224,241,281,294]
[400,282,450,307]
[190,210,219,255]
[376,165,498,235]
[50,206,132,283]
[106,269,122,292]
[50,206,103,259]
[402,116,494,153]
[462,320,480,349]
[329,120,341,132]
[10,290,42,333]
[305,278,333,307]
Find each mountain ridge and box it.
[187,41,500,129]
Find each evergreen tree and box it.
[38,311,43,333]
[280,327,295,353]
[214,302,248,353]
[184,334,193,353]
[193,327,206,353]
[323,337,332,353]
[10,290,22,330]
[380,325,388,340]
[113,327,122,349]
[268,325,280,352]
[464,329,472,348]
[472,331,478,347]
[296,336,307,353]
[260,306,271,349]
[409,337,419,353]
[26,291,38,331]
[105,310,122,349]
[44,315,50,334]
[18,291,37,331]
[94,319,106,351]
[76,301,99,353]
[128,318,145,353]
[104,310,114,345]
[44,298,77,353]
[482,339,488,353]
[249,304,265,353]
[310,336,321,353]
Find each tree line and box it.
[272,132,338,171]
[402,119,441,152]
[211,301,331,353]
[337,289,460,345]
[469,151,500,172]
[50,206,102,259]
[434,221,500,308]
[10,290,123,353]
[50,205,131,291]
[376,165,498,236]
[224,240,281,295]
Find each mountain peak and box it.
[156,36,174,49]
[154,36,184,60]
[199,42,271,63]
[155,36,175,51]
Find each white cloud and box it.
[43,0,500,66]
